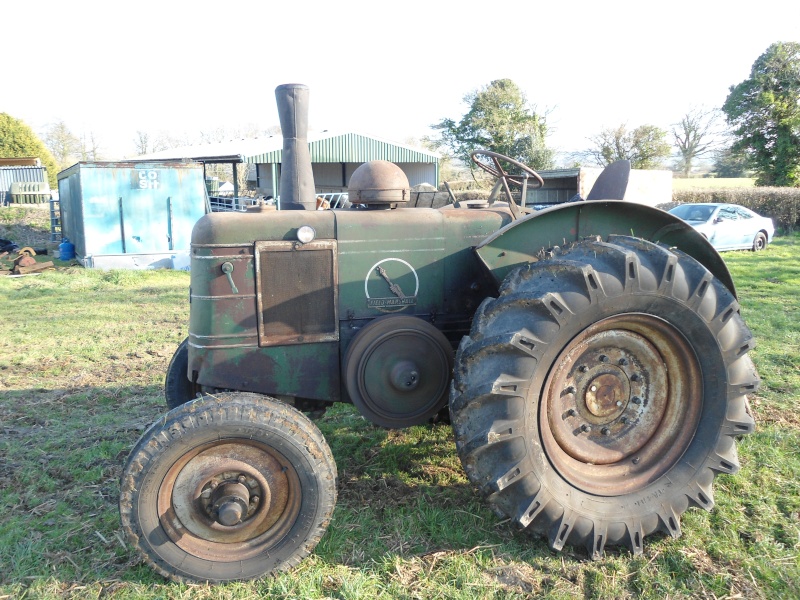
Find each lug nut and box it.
[601,427,611,436]
[568,408,577,417]
[579,365,588,373]
[621,416,628,424]
[618,358,628,366]
[599,355,609,363]
[631,373,640,382]
[238,475,247,483]
[581,424,592,433]
[251,495,260,504]
[632,396,642,405]
[565,386,577,395]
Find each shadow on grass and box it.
[1,388,614,591]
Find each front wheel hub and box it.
[211,481,251,526]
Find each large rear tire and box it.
[451,235,757,558]
[120,392,337,582]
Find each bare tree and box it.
[672,107,723,177]
[79,131,102,161]
[134,131,150,155]
[584,124,671,169]
[43,120,81,170]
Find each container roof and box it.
[136,131,440,165]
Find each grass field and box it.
[0,209,798,599]
[672,178,755,191]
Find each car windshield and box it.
[670,204,716,222]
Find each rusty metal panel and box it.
[255,240,338,346]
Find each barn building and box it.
[138,131,440,199]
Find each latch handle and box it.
[221,262,238,294]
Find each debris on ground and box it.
[0,246,55,276]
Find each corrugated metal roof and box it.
[137,131,439,165]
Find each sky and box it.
[3,0,799,166]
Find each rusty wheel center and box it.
[541,313,703,496]
[584,372,629,418]
[157,440,302,561]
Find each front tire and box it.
[752,231,767,252]
[451,235,757,558]
[120,392,337,582]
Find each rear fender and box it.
[475,200,737,297]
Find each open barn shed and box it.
[526,166,673,208]
[138,131,440,202]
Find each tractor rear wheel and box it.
[120,392,337,582]
[450,235,757,558]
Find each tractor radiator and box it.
[255,240,338,346]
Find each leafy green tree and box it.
[585,124,671,169]
[722,41,800,187]
[672,107,723,177]
[428,79,554,175]
[0,113,59,187]
[713,145,753,178]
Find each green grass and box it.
[1,230,798,599]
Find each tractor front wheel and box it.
[120,392,337,582]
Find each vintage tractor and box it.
[120,84,758,583]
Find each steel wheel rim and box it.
[155,439,302,562]
[540,313,703,496]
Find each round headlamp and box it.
[297,225,316,244]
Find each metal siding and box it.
[396,163,438,188]
[246,133,439,165]
[313,162,345,188]
[0,166,48,204]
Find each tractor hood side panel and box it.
[188,210,339,400]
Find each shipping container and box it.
[57,161,206,269]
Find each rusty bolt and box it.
[618,358,629,366]
[251,495,260,504]
[621,416,628,424]
[631,373,640,382]
[581,424,592,433]
[599,355,609,363]
[601,427,611,436]
[632,457,641,465]
[579,365,588,373]
[568,408,577,417]
[238,475,247,483]
[565,386,577,395]
[632,396,642,405]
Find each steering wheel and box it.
[470,150,544,218]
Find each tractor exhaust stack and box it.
[275,83,316,210]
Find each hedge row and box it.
[672,187,800,232]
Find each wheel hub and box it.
[158,441,302,561]
[201,477,257,526]
[541,313,702,495]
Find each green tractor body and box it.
[120,84,758,583]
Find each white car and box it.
[668,203,775,252]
